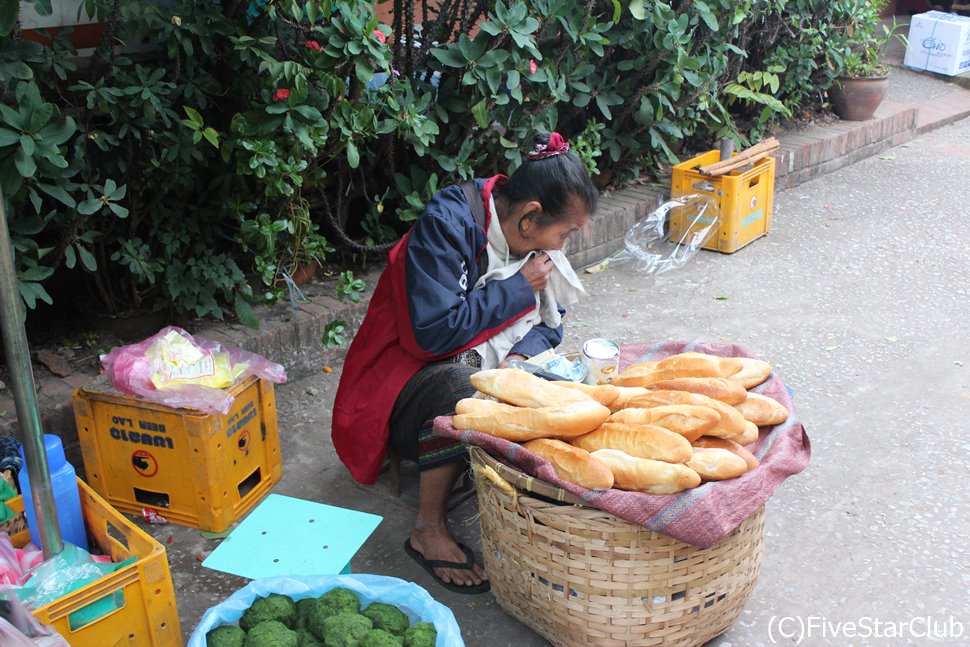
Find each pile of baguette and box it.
[452,352,789,495]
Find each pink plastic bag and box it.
[0,534,42,586]
[100,326,287,415]
[0,592,70,647]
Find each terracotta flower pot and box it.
[289,261,318,286]
[829,75,890,121]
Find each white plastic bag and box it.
[610,192,719,275]
[187,574,464,647]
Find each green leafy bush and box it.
[1,0,851,326]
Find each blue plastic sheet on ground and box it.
[187,574,464,647]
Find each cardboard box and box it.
[903,11,970,76]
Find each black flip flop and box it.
[404,539,491,595]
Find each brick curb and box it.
[3,83,970,458]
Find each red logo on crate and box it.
[237,429,251,456]
[131,450,158,477]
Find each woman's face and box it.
[509,196,590,256]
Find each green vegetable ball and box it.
[243,620,298,647]
[240,594,298,631]
[317,588,361,616]
[362,602,409,636]
[295,598,317,630]
[403,621,437,647]
[206,624,246,647]
[305,589,364,639]
[295,628,323,647]
[361,628,404,646]
[318,612,373,647]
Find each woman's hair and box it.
[498,133,599,225]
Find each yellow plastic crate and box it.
[669,149,776,253]
[73,375,282,532]
[9,478,182,646]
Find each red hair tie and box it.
[528,132,570,161]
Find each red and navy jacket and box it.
[331,176,564,484]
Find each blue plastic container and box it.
[17,435,89,551]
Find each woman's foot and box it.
[407,525,489,591]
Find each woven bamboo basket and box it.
[470,446,765,647]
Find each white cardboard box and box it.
[903,11,970,76]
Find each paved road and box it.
[165,116,970,646]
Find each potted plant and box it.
[827,0,909,121]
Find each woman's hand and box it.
[519,252,555,291]
[499,353,528,368]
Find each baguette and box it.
[590,449,701,494]
[621,390,747,439]
[552,381,620,407]
[692,436,760,471]
[607,405,719,442]
[725,358,773,389]
[733,392,789,426]
[686,448,749,481]
[571,422,693,464]
[455,397,509,415]
[452,399,610,442]
[609,386,650,412]
[521,438,615,490]
[471,368,592,408]
[611,352,745,387]
[646,377,748,405]
[724,420,760,446]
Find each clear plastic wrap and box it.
[100,326,287,415]
[13,543,120,610]
[609,192,719,275]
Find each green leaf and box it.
[458,34,487,62]
[37,116,75,146]
[18,282,53,309]
[471,99,489,129]
[479,50,510,67]
[430,47,466,68]
[78,245,98,271]
[19,265,53,281]
[202,127,219,148]
[108,203,129,218]
[64,245,76,269]
[507,70,520,90]
[629,0,646,20]
[14,147,36,178]
[694,1,719,31]
[19,134,35,157]
[108,181,125,200]
[234,298,259,329]
[37,183,76,207]
[183,105,204,126]
[77,198,102,215]
[346,141,360,168]
[0,104,21,129]
[595,95,613,120]
[0,3,19,38]
[0,128,19,146]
